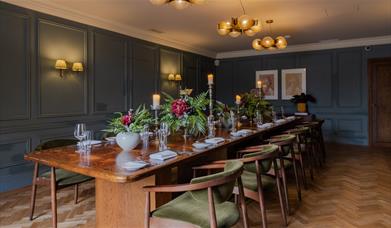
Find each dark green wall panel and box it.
[0,9,30,121]
[93,31,127,113]
[38,20,87,117]
[160,48,181,97]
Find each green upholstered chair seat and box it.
[240,171,275,192]
[152,192,240,228]
[242,144,278,174]
[275,159,293,169]
[41,168,92,186]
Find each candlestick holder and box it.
[208,83,213,118]
[151,105,161,141]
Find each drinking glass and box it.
[140,125,150,148]
[83,130,93,152]
[256,111,263,128]
[158,122,169,151]
[207,116,216,138]
[74,123,86,152]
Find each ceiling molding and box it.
[216,35,391,59]
[3,0,217,58]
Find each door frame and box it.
[368,57,391,147]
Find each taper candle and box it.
[207,74,214,85]
[152,94,160,109]
[256,80,262,89]
[235,95,241,104]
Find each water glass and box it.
[83,130,93,152]
[256,111,264,128]
[158,122,169,151]
[207,116,216,138]
[74,123,86,152]
[140,125,150,148]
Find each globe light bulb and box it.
[244,29,256,37]
[238,15,254,30]
[261,36,275,48]
[229,30,241,38]
[217,28,230,36]
[150,0,168,5]
[171,0,190,10]
[189,0,205,4]
[275,36,288,49]
[251,20,262,32]
[252,39,263,51]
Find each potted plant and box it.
[104,105,153,151]
[160,89,209,139]
[290,93,316,113]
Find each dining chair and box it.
[143,160,248,228]
[29,139,93,228]
[283,127,314,188]
[267,134,301,215]
[194,144,287,228]
[297,121,325,168]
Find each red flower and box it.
[121,115,132,126]
[171,99,189,118]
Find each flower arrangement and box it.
[160,89,209,136]
[239,89,272,122]
[104,105,153,134]
[215,101,234,128]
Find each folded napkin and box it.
[205,137,225,145]
[286,116,295,120]
[192,142,210,149]
[77,140,102,146]
[231,129,253,137]
[275,119,286,124]
[149,150,177,161]
[121,161,148,171]
[258,123,273,129]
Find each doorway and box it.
[369,58,391,147]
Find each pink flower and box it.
[171,99,189,118]
[121,115,132,126]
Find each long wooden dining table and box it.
[24,119,299,228]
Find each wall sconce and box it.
[168,73,175,81]
[55,59,67,77]
[72,62,84,72]
[175,74,182,81]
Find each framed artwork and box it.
[281,68,306,100]
[255,70,278,100]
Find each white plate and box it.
[192,142,210,149]
[77,140,102,146]
[121,161,148,171]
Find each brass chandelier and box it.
[150,0,205,10]
[252,20,288,51]
[217,0,261,38]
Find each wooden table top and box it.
[24,119,298,183]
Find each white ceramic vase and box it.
[115,132,140,151]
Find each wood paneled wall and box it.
[0,2,215,192]
[216,44,391,146]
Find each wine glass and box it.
[74,123,86,152]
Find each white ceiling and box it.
[5,0,391,57]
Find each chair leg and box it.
[74,184,79,204]
[237,177,249,228]
[50,167,58,228]
[256,174,267,228]
[145,192,150,228]
[290,153,302,202]
[298,154,307,189]
[29,162,39,220]
[274,161,287,226]
[279,159,290,215]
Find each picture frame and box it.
[281,68,306,100]
[255,70,278,100]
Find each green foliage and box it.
[290,93,316,104]
[104,105,153,134]
[240,91,272,120]
[160,91,208,136]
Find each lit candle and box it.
[207,74,214,85]
[235,95,241,105]
[256,80,262,89]
[152,94,160,109]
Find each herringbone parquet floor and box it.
[1,144,390,228]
